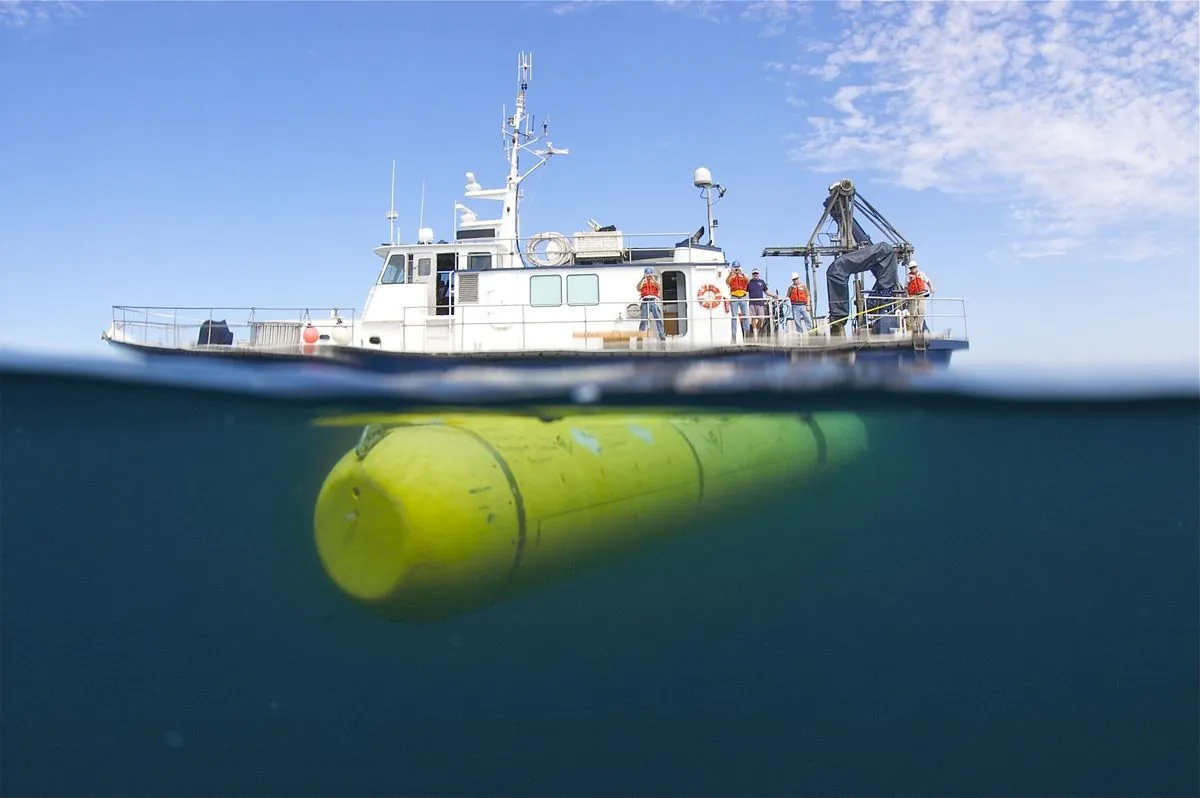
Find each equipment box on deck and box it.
[573,230,624,259]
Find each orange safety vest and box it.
[907,274,928,296]
[727,273,749,297]
[638,277,660,299]
[787,283,808,304]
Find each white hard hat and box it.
[909,258,919,270]
[791,272,800,279]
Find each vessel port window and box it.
[530,274,562,307]
[566,273,599,306]
[417,257,432,277]
[380,253,407,284]
[467,252,492,271]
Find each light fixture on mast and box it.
[694,166,726,246]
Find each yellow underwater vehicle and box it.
[311,411,869,622]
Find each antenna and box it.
[419,180,425,229]
[386,160,398,244]
[519,50,532,86]
[693,166,726,246]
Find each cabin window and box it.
[467,252,493,271]
[529,274,562,307]
[380,253,407,284]
[417,257,432,277]
[566,273,599,306]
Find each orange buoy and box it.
[302,324,319,353]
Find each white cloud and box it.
[546,0,619,15]
[739,0,809,37]
[546,0,732,23]
[784,1,1200,258]
[0,0,79,28]
[654,0,730,24]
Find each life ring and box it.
[697,283,723,310]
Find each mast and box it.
[461,51,568,268]
[503,52,532,246]
[386,159,398,245]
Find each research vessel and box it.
[101,52,968,371]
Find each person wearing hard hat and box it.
[786,272,813,334]
[636,267,666,341]
[725,261,751,343]
[904,259,934,333]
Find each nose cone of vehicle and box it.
[314,454,412,604]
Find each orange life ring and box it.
[697,284,723,310]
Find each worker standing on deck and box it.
[636,267,666,341]
[747,268,769,338]
[905,260,934,333]
[786,273,813,334]
[725,262,751,343]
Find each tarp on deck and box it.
[198,319,234,346]
[825,242,900,327]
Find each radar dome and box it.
[417,227,434,244]
[693,167,713,188]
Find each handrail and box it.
[102,296,966,355]
[378,232,709,248]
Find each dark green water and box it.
[1,357,1197,797]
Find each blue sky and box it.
[1,0,1197,369]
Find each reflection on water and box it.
[0,358,1196,797]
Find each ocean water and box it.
[1,352,1197,798]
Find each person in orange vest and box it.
[905,259,934,333]
[636,267,666,341]
[725,261,751,343]
[785,272,813,333]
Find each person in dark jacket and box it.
[747,268,769,338]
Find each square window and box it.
[530,274,562,307]
[566,273,599,306]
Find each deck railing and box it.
[103,296,966,356]
[408,294,967,353]
[104,306,358,351]
[398,230,720,267]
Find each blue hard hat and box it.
[644,267,653,274]
[731,260,741,268]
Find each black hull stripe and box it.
[457,427,528,588]
[799,413,828,469]
[667,421,706,505]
